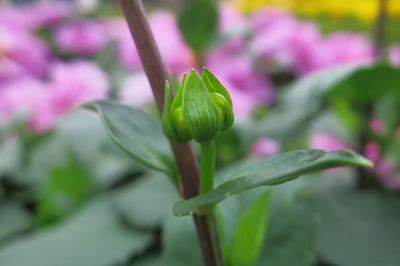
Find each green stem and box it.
[200,140,216,194]
[198,140,224,265]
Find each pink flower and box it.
[0,25,50,82]
[251,137,281,158]
[250,9,295,33]
[0,6,33,31]
[107,11,193,74]
[309,33,373,73]
[369,119,385,134]
[220,4,246,33]
[309,133,351,150]
[119,72,154,106]
[0,2,70,31]
[250,17,320,74]
[375,160,400,190]
[24,2,71,29]
[55,20,107,55]
[364,142,381,163]
[388,44,400,66]
[48,61,109,113]
[0,77,54,131]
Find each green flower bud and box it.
[162,69,234,143]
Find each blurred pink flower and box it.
[375,160,400,190]
[119,72,154,106]
[251,137,281,158]
[55,20,107,55]
[220,4,246,33]
[0,25,50,82]
[0,61,109,132]
[250,9,294,33]
[107,11,193,74]
[363,141,400,190]
[369,118,384,134]
[206,39,274,119]
[309,133,350,150]
[388,44,400,66]
[207,43,273,94]
[0,6,32,31]
[364,142,381,163]
[310,33,373,72]
[25,2,71,28]
[0,2,70,31]
[49,60,109,113]
[0,77,54,131]
[250,17,320,74]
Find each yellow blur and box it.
[234,0,400,22]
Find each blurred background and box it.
[0,0,399,265]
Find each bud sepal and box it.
[161,69,234,143]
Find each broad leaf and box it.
[328,64,400,104]
[178,0,218,54]
[257,179,317,266]
[114,173,178,229]
[24,111,137,189]
[173,149,372,216]
[316,185,400,266]
[83,101,176,176]
[0,197,152,266]
[245,65,357,139]
[36,159,91,225]
[227,190,272,266]
[248,64,400,139]
[0,203,32,243]
[135,216,202,266]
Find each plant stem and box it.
[119,0,198,198]
[119,1,224,265]
[198,140,224,265]
[200,140,216,194]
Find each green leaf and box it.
[162,82,180,142]
[178,0,219,54]
[202,68,232,107]
[114,173,178,229]
[36,158,91,225]
[83,101,176,176]
[173,149,372,216]
[245,65,357,140]
[316,185,400,266]
[0,202,32,242]
[227,190,272,266]
[247,64,400,140]
[327,64,400,104]
[135,216,202,266]
[257,179,317,266]
[0,197,152,266]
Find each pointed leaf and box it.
[203,68,232,107]
[162,82,179,141]
[0,197,152,266]
[178,0,218,53]
[227,190,272,266]
[173,149,372,216]
[83,101,176,175]
[171,74,187,110]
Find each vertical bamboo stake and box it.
[119,0,223,265]
[357,0,388,189]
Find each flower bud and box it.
[162,69,234,143]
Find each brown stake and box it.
[119,0,223,265]
[357,0,389,189]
